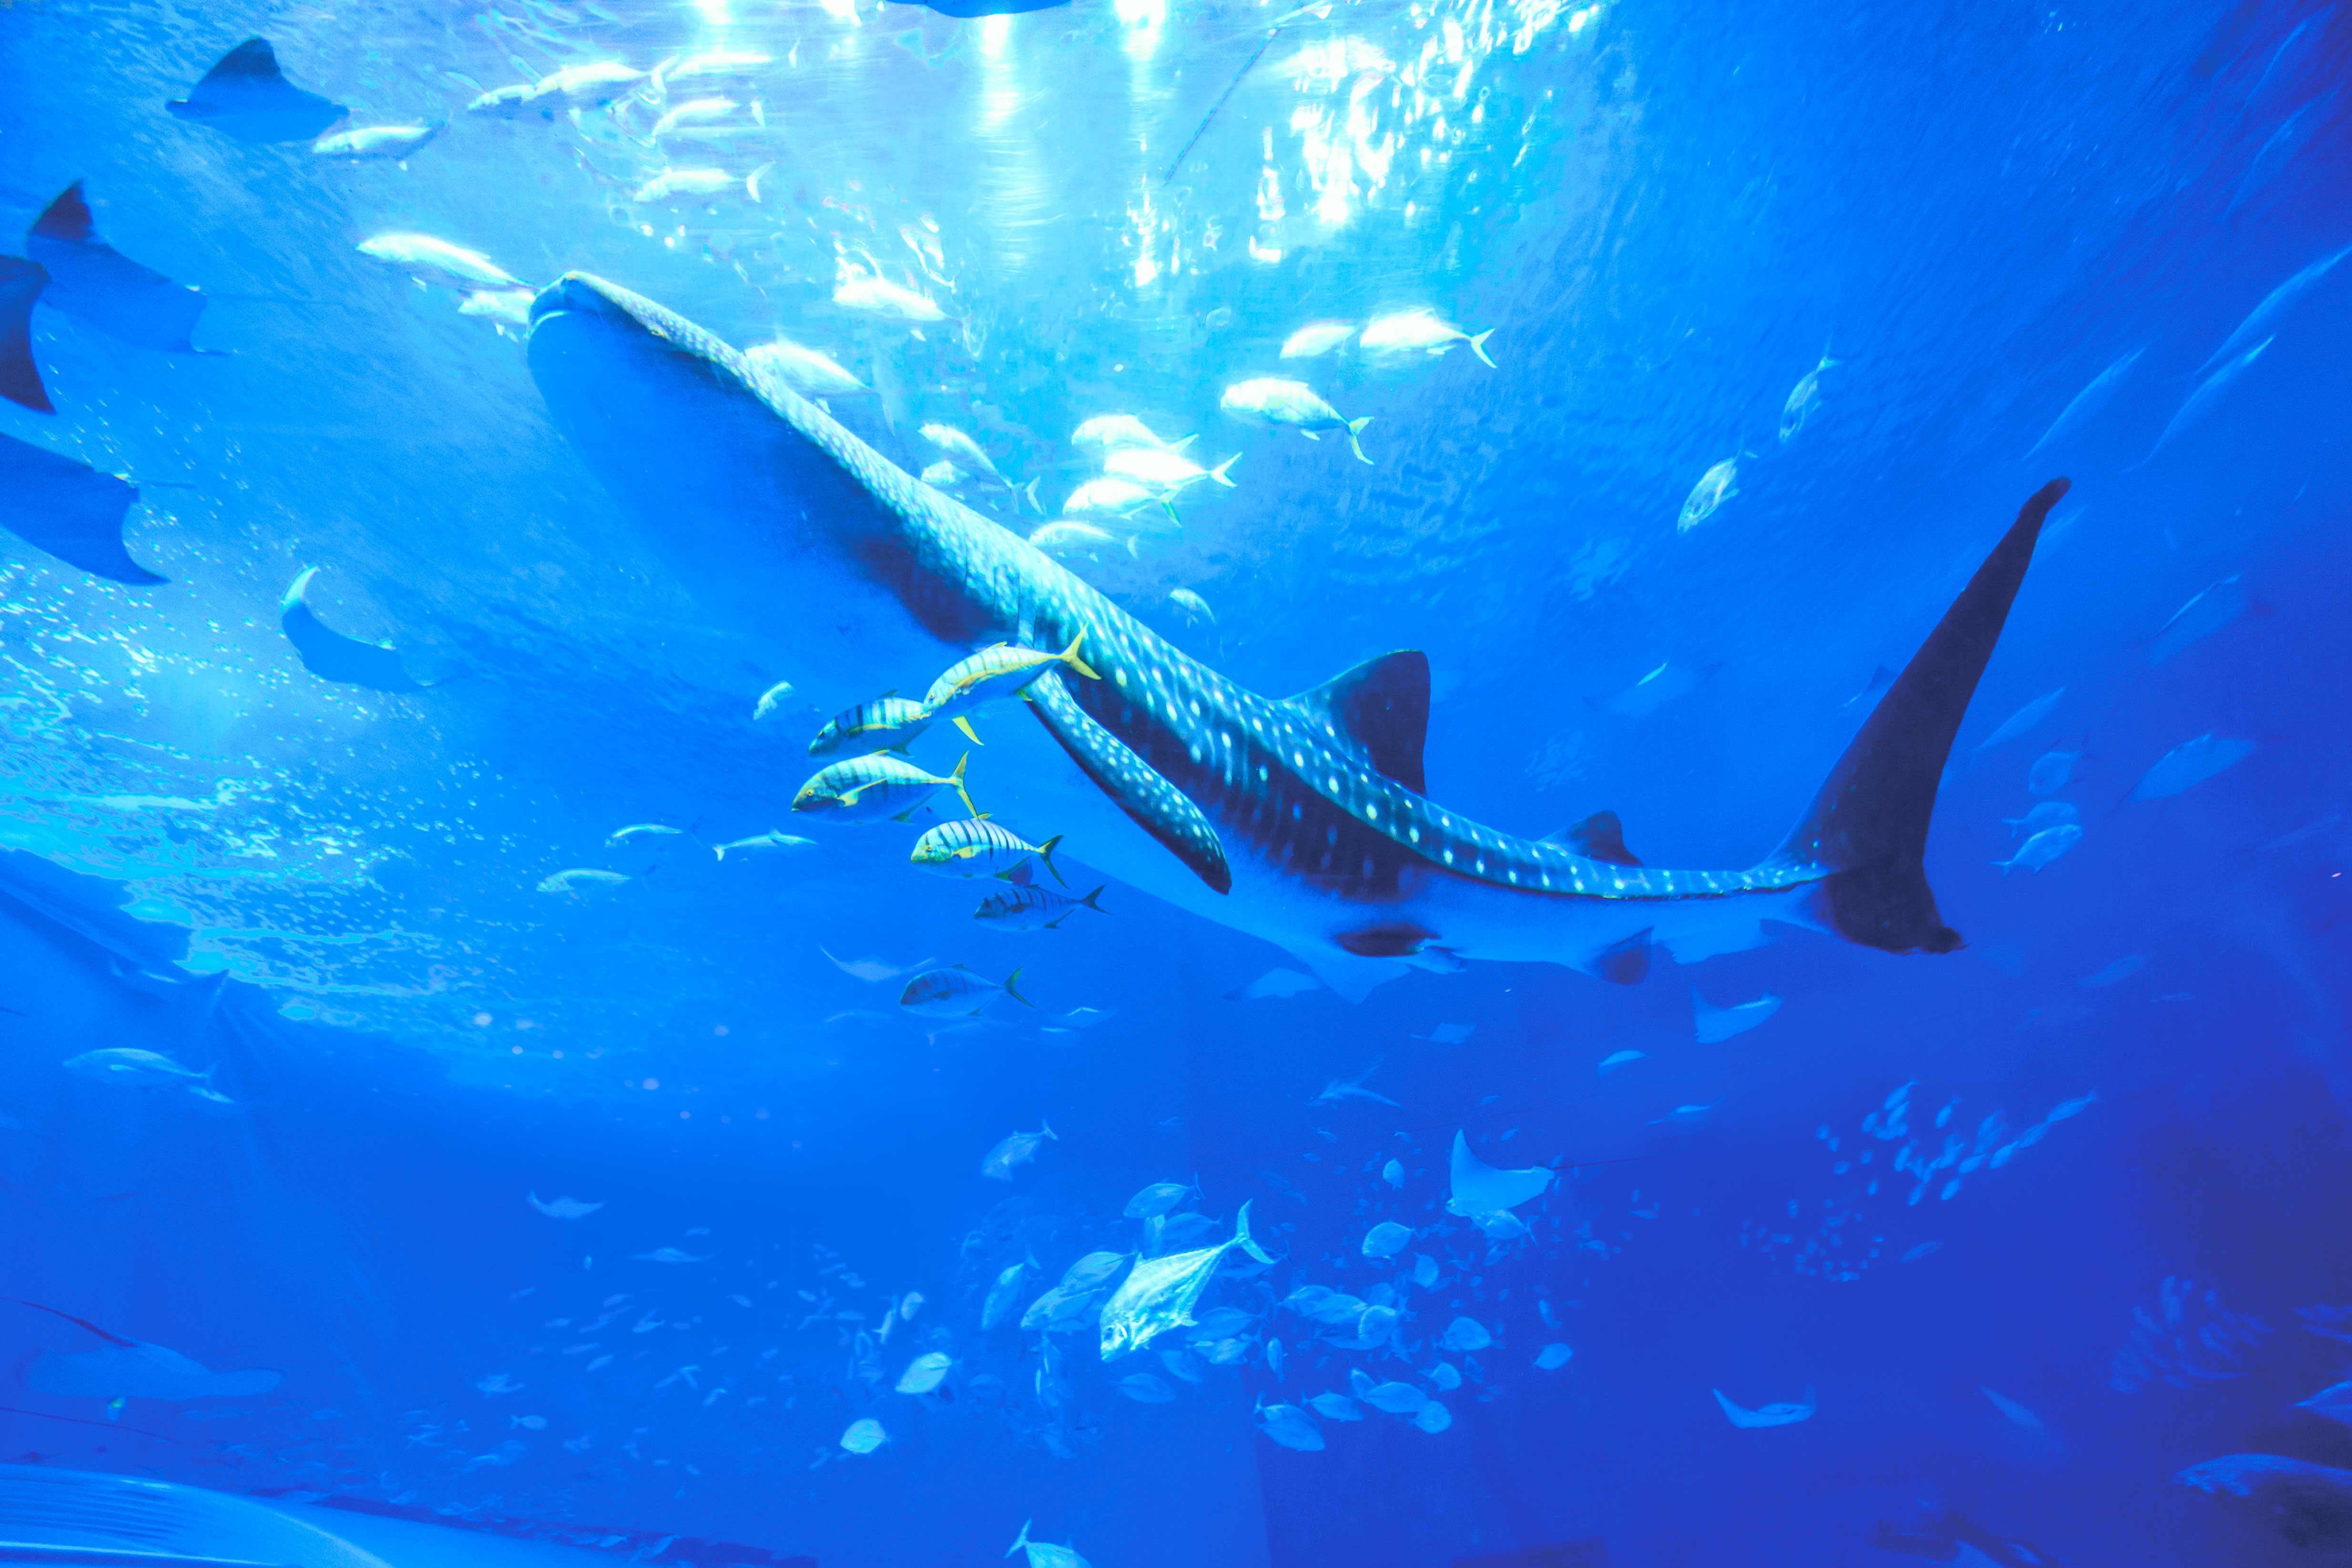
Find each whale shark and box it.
[525,273,2063,1001]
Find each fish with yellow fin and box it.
[922,634,1098,743]
[792,751,978,823]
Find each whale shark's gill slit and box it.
[1027,670,1232,894]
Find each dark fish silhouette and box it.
[26,183,206,354]
[279,567,424,690]
[165,37,346,143]
[0,255,51,412]
[0,433,164,584]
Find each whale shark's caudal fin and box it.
[1775,479,2068,953]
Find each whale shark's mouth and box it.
[525,272,743,376]
[528,272,629,330]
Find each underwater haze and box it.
[2,0,2350,1563]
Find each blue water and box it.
[2,1,2349,1563]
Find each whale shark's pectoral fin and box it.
[1286,649,1428,794]
[1580,928,1653,986]
[1025,670,1231,894]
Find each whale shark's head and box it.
[526,273,956,696]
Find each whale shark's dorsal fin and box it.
[30,182,94,246]
[1286,649,1428,795]
[1545,810,1643,866]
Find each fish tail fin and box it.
[1036,835,1066,886]
[954,714,984,745]
[1023,476,1040,512]
[1345,417,1373,464]
[1006,1520,1032,1558]
[1126,534,1140,558]
[1080,884,1105,911]
[1059,630,1100,681]
[949,752,981,819]
[1210,454,1239,487]
[1469,329,1497,368]
[1040,1118,1057,1141]
[1770,480,2065,954]
[1234,1199,1274,1265]
[1002,967,1032,1007]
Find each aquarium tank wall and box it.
[0,0,2348,1564]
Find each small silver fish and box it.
[714,830,814,860]
[537,868,630,895]
[1123,1179,1198,1219]
[357,233,521,289]
[633,169,735,203]
[1278,320,1357,359]
[1777,354,1838,443]
[744,338,866,398]
[1994,823,2083,874]
[899,965,1030,1018]
[1166,587,1215,624]
[980,1122,1057,1180]
[1218,377,1372,462]
[752,679,797,721]
[1359,308,1496,366]
[920,423,1007,485]
[1099,1203,1274,1359]
[833,273,945,323]
[981,1254,1034,1329]
[1678,458,1738,532]
[313,123,443,158]
[1072,414,1188,450]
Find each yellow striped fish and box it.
[808,693,931,757]
[921,633,1099,741]
[790,751,978,823]
[910,819,1063,883]
[973,884,1105,930]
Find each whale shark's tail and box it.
[1773,478,2069,954]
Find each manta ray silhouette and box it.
[0,432,164,584]
[166,37,346,143]
[26,183,207,354]
[279,567,427,691]
[0,255,51,412]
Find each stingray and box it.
[11,1300,281,1402]
[0,432,163,583]
[166,37,346,143]
[26,183,207,353]
[0,255,51,411]
[280,567,424,691]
